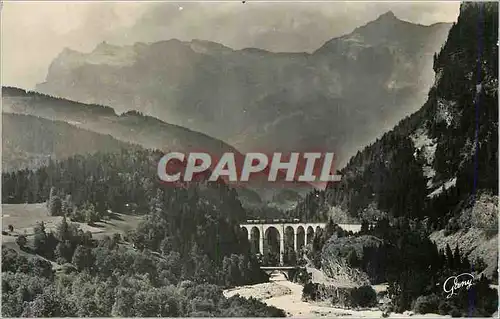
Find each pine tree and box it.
[46,187,56,208]
[149,189,165,216]
[16,234,27,249]
[462,255,471,273]
[33,221,47,255]
[453,244,461,270]
[61,194,74,216]
[56,217,70,242]
[347,249,360,268]
[445,244,454,270]
[361,220,370,234]
[72,245,93,271]
[47,187,62,216]
[55,240,73,264]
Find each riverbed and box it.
[223,271,449,318]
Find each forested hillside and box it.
[303,217,498,316]
[292,2,498,230]
[2,87,314,195]
[2,113,136,172]
[1,149,289,316]
[2,87,242,166]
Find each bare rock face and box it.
[320,235,383,286]
[36,12,451,166]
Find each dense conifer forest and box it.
[1,149,287,316]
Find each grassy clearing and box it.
[2,203,144,244]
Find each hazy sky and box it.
[2,1,460,89]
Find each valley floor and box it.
[224,272,450,318]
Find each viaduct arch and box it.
[240,219,361,265]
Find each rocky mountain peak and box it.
[356,10,407,32]
[36,13,451,168]
[377,10,398,21]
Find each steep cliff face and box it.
[322,3,497,220]
[36,13,450,166]
[425,3,499,276]
[426,2,498,193]
[301,3,498,286]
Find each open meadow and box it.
[2,203,143,245]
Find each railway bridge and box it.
[240,219,361,265]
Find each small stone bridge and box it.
[260,266,305,281]
[240,219,361,265]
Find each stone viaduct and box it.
[240,219,361,265]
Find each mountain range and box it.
[2,87,240,169]
[35,11,451,166]
[2,87,313,200]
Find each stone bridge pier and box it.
[240,219,361,265]
[240,219,326,265]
